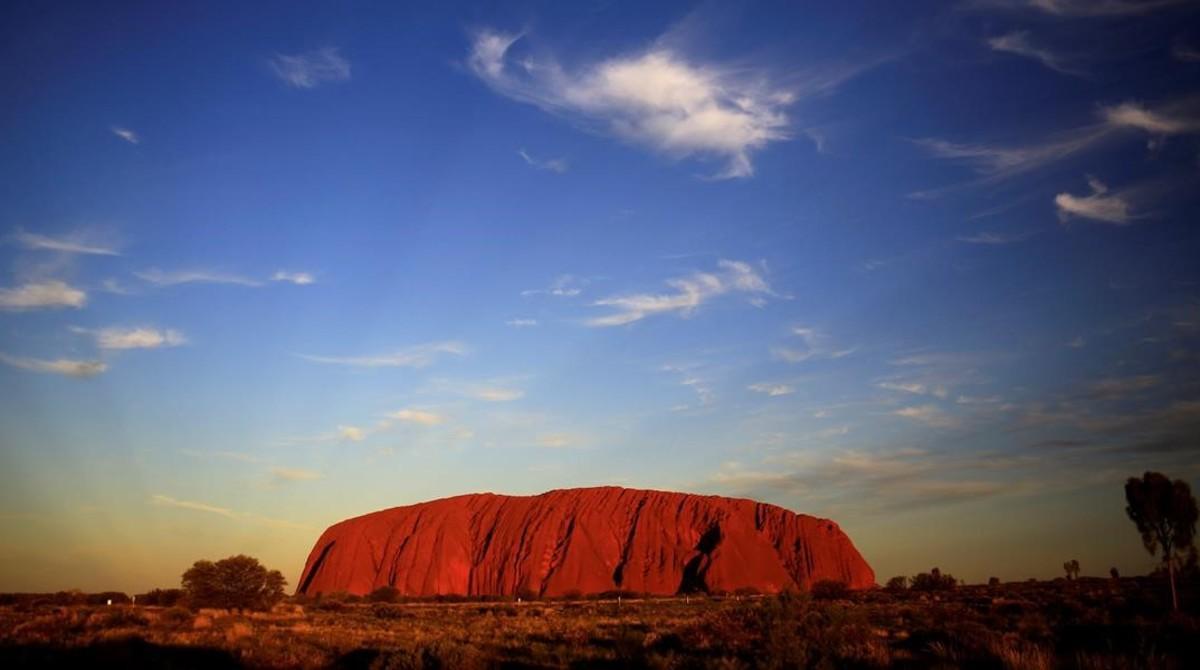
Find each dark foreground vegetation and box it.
[2,577,1198,669]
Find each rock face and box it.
[297,487,874,597]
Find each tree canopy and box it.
[181,554,287,611]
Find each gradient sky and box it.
[2,0,1199,593]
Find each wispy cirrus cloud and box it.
[1018,0,1191,17]
[150,494,232,517]
[987,31,1082,76]
[522,274,586,297]
[771,326,855,363]
[748,382,795,397]
[0,280,87,310]
[111,127,139,144]
[135,269,264,287]
[270,467,322,482]
[468,28,808,178]
[956,230,1034,245]
[517,148,568,173]
[12,230,119,256]
[506,318,539,327]
[1054,176,1135,224]
[0,353,106,377]
[271,270,315,285]
[299,341,467,368]
[387,408,445,426]
[269,47,351,89]
[913,98,1199,194]
[893,404,960,428]
[72,326,186,350]
[150,494,310,530]
[588,259,772,327]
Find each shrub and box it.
[181,554,287,611]
[885,575,909,591]
[136,588,184,607]
[988,577,1001,588]
[367,586,401,603]
[910,567,957,591]
[810,580,850,600]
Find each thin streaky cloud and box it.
[388,408,445,426]
[77,327,187,350]
[0,353,107,377]
[338,425,366,442]
[506,318,539,327]
[270,467,322,482]
[150,494,233,517]
[956,231,1034,245]
[135,269,264,287]
[269,47,351,89]
[588,259,772,327]
[13,231,120,256]
[748,382,795,397]
[522,274,585,297]
[299,341,467,368]
[271,270,315,285]
[111,127,139,144]
[1023,0,1192,17]
[0,280,87,310]
[987,32,1082,76]
[517,148,568,173]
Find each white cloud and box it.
[271,270,315,285]
[893,404,959,428]
[300,341,467,368]
[517,148,568,173]
[111,127,140,144]
[1101,101,1199,136]
[135,269,263,287]
[0,353,106,377]
[13,231,119,256]
[468,28,802,179]
[912,126,1110,179]
[338,425,366,442]
[1055,176,1134,225]
[987,32,1080,75]
[748,382,795,397]
[150,494,233,517]
[150,494,310,530]
[771,326,854,363]
[1023,0,1191,17]
[878,381,948,397]
[78,327,186,350]
[269,47,351,89]
[270,467,322,482]
[388,408,445,426]
[1174,42,1200,63]
[537,433,574,448]
[506,318,539,327]
[955,231,1032,245]
[522,274,585,297]
[470,387,524,402]
[0,280,87,310]
[588,259,771,327]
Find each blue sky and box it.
[2,0,1199,592]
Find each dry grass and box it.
[0,578,1197,669]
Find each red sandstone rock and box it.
[297,487,874,597]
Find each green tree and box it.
[181,554,287,611]
[1124,472,1198,611]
